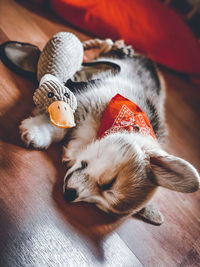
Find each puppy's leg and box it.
[62,119,97,166]
[20,113,67,149]
[62,139,86,167]
[135,203,164,225]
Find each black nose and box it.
[63,188,78,203]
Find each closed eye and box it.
[97,175,117,191]
[81,160,88,169]
[75,161,88,172]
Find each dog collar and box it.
[97,94,156,139]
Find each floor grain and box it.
[0,1,200,266]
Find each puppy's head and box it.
[63,133,200,216]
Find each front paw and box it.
[19,117,51,149]
[62,146,76,167]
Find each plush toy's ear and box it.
[135,203,164,225]
[150,152,200,193]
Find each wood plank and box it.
[0,141,143,266]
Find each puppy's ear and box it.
[135,203,164,225]
[150,151,200,193]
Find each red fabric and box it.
[50,0,200,76]
[97,94,156,140]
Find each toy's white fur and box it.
[20,55,200,223]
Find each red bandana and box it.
[97,94,156,139]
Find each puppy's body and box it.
[20,54,200,221]
[74,56,165,140]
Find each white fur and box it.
[19,113,67,149]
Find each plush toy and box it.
[33,32,84,128]
[32,32,134,128]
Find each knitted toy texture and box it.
[32,32,134,128]
[33,32,83,128]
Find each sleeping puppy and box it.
[20,53,200,225]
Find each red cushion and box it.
[50,0,200,75]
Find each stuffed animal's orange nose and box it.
[48,101,76,128]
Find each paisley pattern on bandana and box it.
[97,94,156,140]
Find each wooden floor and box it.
[0,1,200,266]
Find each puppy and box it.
[20,53,200,224]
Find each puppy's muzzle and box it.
[63,188,78,203]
